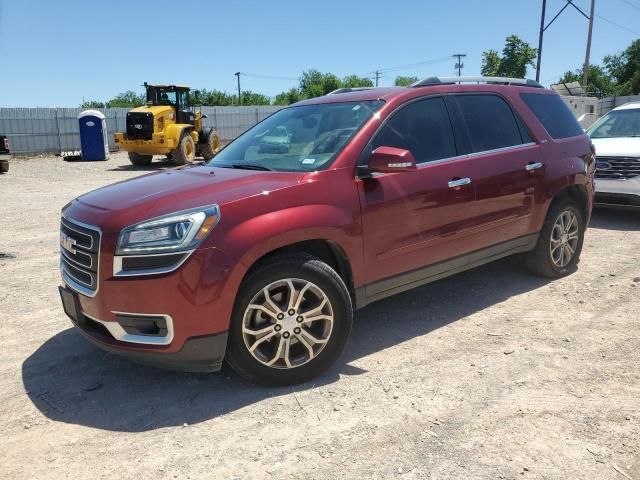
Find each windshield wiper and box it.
[229,163,274,171]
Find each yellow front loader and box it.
[114,83,220,166]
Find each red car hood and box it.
[66,166,304,231]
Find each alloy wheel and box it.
[242,278,334,369]
[550,210,579,268]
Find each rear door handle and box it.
[526,161,544,171]
[448,177,472,188]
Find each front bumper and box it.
[594,177,640,209]
[114,132,176,155]
[59,285,228,372]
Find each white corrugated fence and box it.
[0,106,282,155]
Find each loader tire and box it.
[172,133,196,166]
[128,152,152,166]
[200,129,220,161]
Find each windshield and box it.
[208,100,384,172]
[588,109,640,138]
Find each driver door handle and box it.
[448,177,472,188]
[526,161,544,171]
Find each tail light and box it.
[3,138,8,150]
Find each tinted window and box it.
[588,109,640,138]
[372,97,456,163]
[455,94,523,152]
[521,93,584,139]
[209,101,383,172]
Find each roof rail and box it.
[326,87,382,95]
[410,76,543,88]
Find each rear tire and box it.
[525,198,585,278]
[199,129,220,161]
[0,160,8,173]
[172,133,196,165]
[225,253,353,386]
[128,152,152,166]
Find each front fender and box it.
[215,203,364,294]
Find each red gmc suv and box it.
[59,76,595,386]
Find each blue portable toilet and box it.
[78,110,109,161]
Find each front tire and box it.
[525,198,585,278]
[199,129,220,161]
[172,133,196,165]
[225,253,353,386]
[128,152,152,166]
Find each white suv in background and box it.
[588,102,640,209]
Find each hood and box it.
[69,166,303,229]
[590,137,640,157]
[129,105,174,116]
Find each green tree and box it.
[604,39,640,95]
[558,66,619,98]
[394,76,418,87]
[239,90,271,106]
[80,100,106,109]
[481,35,537,78]
[342,74,374,88]
[300,69,342,98]
[106,90,146,108]
[197,89,235,106]
[274,88,302,105]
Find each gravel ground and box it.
[1,152,639,480]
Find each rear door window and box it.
[521,93,584,139]
[372,97,457,164]
[454,94,525,153]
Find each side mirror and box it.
[368,146,417,173]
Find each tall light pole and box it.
[374,70,381,87]
[234,72,241,105]
[536,0,547,82]
[583,0,596,88]
[453,53,467,77]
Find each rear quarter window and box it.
[520,93,584,139]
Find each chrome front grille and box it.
[60,216,101,296]
[595,156,640,180]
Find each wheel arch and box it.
[549,184,590,224]
[238,239,356,307]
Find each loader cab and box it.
[144,83,195,125]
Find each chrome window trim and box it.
[112,250,195,277]
[84,311,174,346]
[60,215,101,298]
[414,142,537,168]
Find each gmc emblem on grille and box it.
[60,232,77,254]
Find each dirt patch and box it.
[1,152,639,479]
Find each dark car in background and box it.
[0,136,10,173]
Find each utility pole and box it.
[374,70,381,87]
[536,0,592,84]
[582,0,596,88]
[536,0,547,82]
[234,72,241,105]
[453,53,467,77]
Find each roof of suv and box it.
[612,102,640,111]
[295,76,549,106]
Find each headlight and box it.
[116,204,220,255]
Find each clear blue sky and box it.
[0,0,638,106]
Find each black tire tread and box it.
[199,129,220,161]
[128,152,152,166]
[525,198,584,278]
[225,253,352,386]
[172,133,195,166]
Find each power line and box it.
[621,0,640,11]
[370,55,452,75]
[595,13,640,35]
[239,72,298,81]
